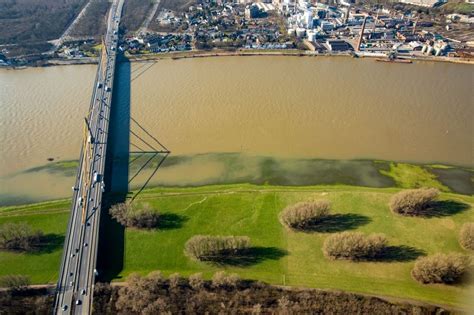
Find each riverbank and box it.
[2,48,473,70]
[126,49,474,65]
[0,184,473,309]
[2,156,472,207]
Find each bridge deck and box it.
[53,0,124,313]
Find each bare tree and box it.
[0,222,43,251]
[389,188,439,216]
[280,201,330,229]
[184,235,251,261]
[168,273,181,290]
[109,202,160,229]
[0,275,30,291]
[188,273,204,291]
[323,232,387,260]
[411,253,470,284]
[459,222,474,250]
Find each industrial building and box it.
[326,40,353,52]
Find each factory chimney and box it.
[412,17,418,35]
[372,10,379,33]
[344,5,350,24]
[357,16,368,52]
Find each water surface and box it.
[0,57,472,204]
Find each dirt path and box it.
[47,0,94,53]
[138,0,161,35]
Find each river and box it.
[0,56,472,204]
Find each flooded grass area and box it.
[23,160,80,177]
[2,153,471,206]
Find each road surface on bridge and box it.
[54,0,124,313]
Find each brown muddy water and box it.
[0,56,472,204]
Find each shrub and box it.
[323,232,387,260]
[147,270,164,284]
[184,235,251,261]
[459,223,474,250]
[280,200,330,229]
[0,222,43,251]
[188,273,204,290]
[389,188,439,216]
[225,273,240,288]
[169,273,181,289]
[109,203,160,228]
[211,271,240,288]
[0,275,30,291]
[411,253,470,284]
[211,271,227,288]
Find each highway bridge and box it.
[53,0,124,313]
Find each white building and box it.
[303,10,313,28]
[398,0,446,8]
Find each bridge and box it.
[53,0,124,313]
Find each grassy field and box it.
[1,184,472,309]
[0,199,70,284]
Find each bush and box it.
[211,271,227,288]
[389,188,439,216]
[280,201,330,229]
[184,235,251,261]
[211,271,240,289]
[147,270,164,284]
[169,273,181,289]
[0,223,43,251]
[109,203,160,228]
[323,232,387,261]
[0,275,30,291]
[459,223,474,250]
[411,253,470,284]
[188,273,204,290]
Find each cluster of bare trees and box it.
[210,271,240,289]
[411,253,470,284]
[280,200,330,229]
[0,223,43,251]
[184,235,251,261]
[90,271,451,314]
[388,188,472,284]
[0,275,30,291]
[459,222,474,250]
[109,203,160,229]
[323,232,387,261]
[389,188,439,216]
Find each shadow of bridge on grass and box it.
[96,56,131,282]
[96,56,171,282]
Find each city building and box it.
[398,0,446,8]
[326,39,353,51]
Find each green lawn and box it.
[0,199,70,284]
[0,185,473,309]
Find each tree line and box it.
[91,271,452,314]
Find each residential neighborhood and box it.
[1,0,473,66]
